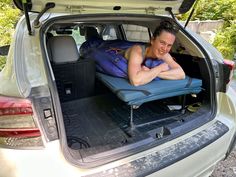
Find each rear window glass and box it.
[122,24,150,43]
[102,25,118,40]
[72,29,86,46]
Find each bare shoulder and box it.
[126,45,143,60]
[163,53,182,69]
[162,53,174,62]
[130,45,143,54]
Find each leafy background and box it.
[0,0,235,70]
[0,0,20,46]
[179,0,236,59]
[0,0,20,70]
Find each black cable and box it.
[67,136,90,149]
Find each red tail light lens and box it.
[0,128,41,138]
[0,96,43,149]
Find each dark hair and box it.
[153,20,179,38]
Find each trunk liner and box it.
[61,94,181,151]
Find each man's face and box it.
[151,31,176,57]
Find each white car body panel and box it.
[0,1,236,176]
[26,0,190,15]
[0,14,48,97]
[0,115,235,177]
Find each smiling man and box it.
[124,20,185,86]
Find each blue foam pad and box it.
[96,72,202,106]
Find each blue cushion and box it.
[96,72,202,106]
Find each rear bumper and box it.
[0,120,233,177]
[82,120,229,177]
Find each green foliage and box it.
[0,0,20,70]
[213,22,236,59]
[180,0,236,21]
[180,0,236,59]
[0,1,20,46]
[0,56,6,71]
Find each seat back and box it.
[79,27,104,56]
[84,27,100,41]
[48,36,95,102]
[48,36,79,64]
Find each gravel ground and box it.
[211,79,236,177]
[211,147,236,177]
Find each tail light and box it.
[214,59,235,92]
[224,59,235,84]
[0,96,43,149]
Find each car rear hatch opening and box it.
[39,12,217,167]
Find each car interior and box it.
[44,16,213,162]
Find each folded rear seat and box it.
[48,36,95,102]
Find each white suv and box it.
[0,0,236,177]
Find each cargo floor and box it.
[61,94,181,152]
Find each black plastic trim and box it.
[13,0,32,11]
[179,0,196,14]
[82,121,228,177]
[30,87,59,141]
[22,1,32,35]
[33,3,55,27]
[217,62,231,92]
